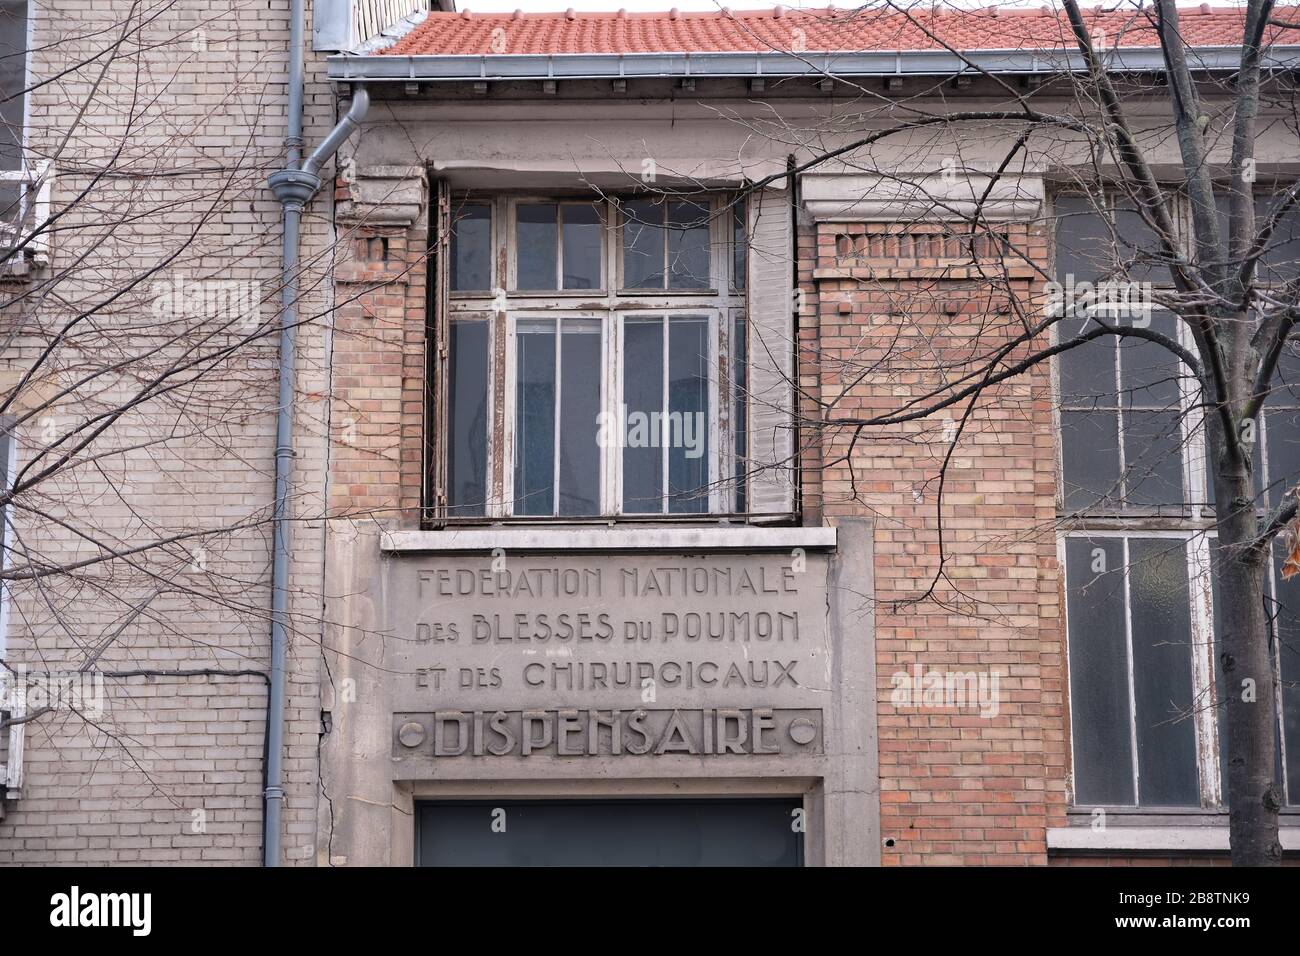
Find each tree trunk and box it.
[1212,464,1284,865]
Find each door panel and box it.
[416,798,803,867]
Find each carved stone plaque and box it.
[384,552,832,766]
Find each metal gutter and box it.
[328,44,1300,83]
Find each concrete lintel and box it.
[381,526,837,554]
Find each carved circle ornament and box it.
[398,721,427,749]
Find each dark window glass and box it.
[1055,195,1112,286]
[1061,409,1120,511]
[622,199,664,289]
[561,203,603,290]
[451,203,492,292]
[1066,537,1135,805]
[1119,311,1181,408]
[732,200,747,290]
[1055,194,1169,286]
[1265,408,1300,510]
[516,203,558,290]
[1112,203,1166,284]
[622,317,664,513]
[1060,310,1186,512]
[667,316,709,513]
[622,199,711,289]
[667,201,710,289]
[514,318,602,517]
[0,1,28,222]
[1059,330,1115,404]
[447,321,488,516]
[1127,538,1200,806]
[1215,192,1300,286]
[1067,537,1201,807]
[1122,409,1184,507]
[558,322,601,515]
[514,320,556,515]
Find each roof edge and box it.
[328,45,1300,83]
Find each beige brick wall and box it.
[0,0,338,864]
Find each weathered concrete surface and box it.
[319,518,878,866]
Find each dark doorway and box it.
[416,798,804,867]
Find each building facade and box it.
[2,1,1300,865]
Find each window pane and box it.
[668,316,709,513]
[558,320,601,516]
[1059,326,1115,405]
[1127,538,1199,806]
[1054,195,1111,285]
[561,204,603,290]
[622,317,664,513]
[1055,194,1167,284]
[516,203,558,290]
[1061,409,1120,511]
[1216,193,1300,285]
[1273,335,1300,404]
[1113,204,1166,284]
[0,1,25,179]
[447,321,489,517]
[1265,407,1300,510]
[732,200,747,290]
[451,203,492,292]
[514,320,556,515]
[623,199,664,289]
[1255,192,1300,284]
[1122,409,1184,507]
[1065,538,1135,805]
[667,201,710,289]
[1119,310,1182,410]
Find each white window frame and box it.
[1054,188,1299,809]
[614,308,721,516]
[1060,529,1222,809]
[446,192,746,520]
[0,417,23,796]
[0,2,49,267]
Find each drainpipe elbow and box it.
[303,85,370,178]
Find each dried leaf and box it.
[1283,492,1300,581]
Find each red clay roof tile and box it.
[381,5,1300,57]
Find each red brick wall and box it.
[328,207,428,526]
[799,218,1068,864]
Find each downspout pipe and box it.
[265,0,369,864]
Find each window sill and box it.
[1049,823,1300,854]
[382,525,836,554]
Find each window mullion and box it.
[1122,537,1141,805]
[555,206,564,290]
[660,315,670,514]
[1188,533,1223,806]
[552,320,563,518]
